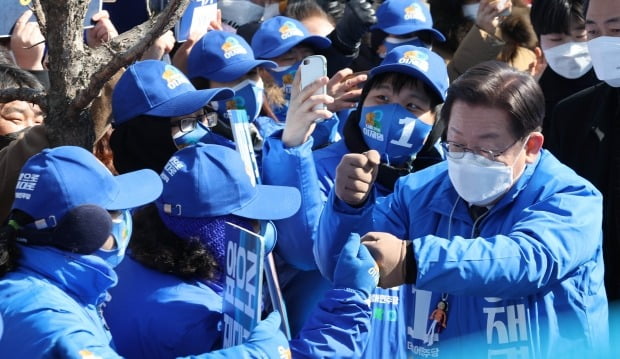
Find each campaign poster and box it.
[222,221,265,347]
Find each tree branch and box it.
[0,88,47,112]
[71,0,190,113]
[30,0,47,38]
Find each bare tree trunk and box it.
[0,0,191,148]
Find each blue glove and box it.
[246,311,291,358]
[333,233,380,298]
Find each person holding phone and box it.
[261,45,449,357]
[250,16,342,148]
[185,30,280,151]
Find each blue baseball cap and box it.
[187,31,277,82]
[112,60,234,125]
[12,146,163,251]
[251,16,332,59]
[372,0,446,41]
[370,45,449,102]
[157,143,301,220]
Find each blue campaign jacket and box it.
[262,135,423,358]
[105,256,224,359]
[105,255,372,358]
[0,245,122,359]
[316,150,610,358]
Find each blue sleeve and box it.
[409,184,604,298]
[314,188,377,282]
[262,132,323,270]
[290,289,372,358]
[310,115,340,150]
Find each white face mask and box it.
[543,41,592,79]
[587,36,620,87]
[220,0,264,27]
[448,152,514,206]
[462,4,479,21]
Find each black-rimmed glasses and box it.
[441,137,524,163]
[170,107,218,133]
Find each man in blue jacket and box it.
[316,61,609,358]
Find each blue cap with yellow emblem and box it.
[187,30,277,83]
[372,0,445,41]
[369,45,449,102]
[112,60,234,125]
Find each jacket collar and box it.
[17,245,118,306]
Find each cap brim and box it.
[373,24,446,42]
[370,63,445,101]
[258,35,332,59]
[232,184,301,220]
[144,88,234,118]
[105,169,163,210]
[208,59,277,82]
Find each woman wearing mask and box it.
[261,45,449,357]
[0,146,163,357]
[529,0,599,135]
[104,143,379,359]
[186,30,281,149]
[250,15,342,148]
[109,60,234,174]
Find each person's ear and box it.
[524,131,544,163]
[527,46,547,81]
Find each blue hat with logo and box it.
[251,16,332,59]
[187,31,277,82]
[372,0,445,41]
[11,146,163,253]
[370,45,448,102]
[112,60,234,125]
[157,143,301,220]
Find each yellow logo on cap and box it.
[78,350,103,359]
[398,50,429,72]
[278,345,292,359]
[162,65,190,90]
[221,37,248,59]
[279,21,304,40]
[404,2,426,21]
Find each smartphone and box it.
[300,55,328,114]
[497,0,511,16]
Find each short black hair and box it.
[441,61,544,140]
[530,0,586,36]
[362,72,443,110]
[129,204,221,281]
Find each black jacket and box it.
[538,67,599,136]
[547,82,620,301]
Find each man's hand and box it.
[326,68,367,112]
[281,70,334,148]
[361,232,414,289]
[141,30,175,61]
[10,10,45,70]
[475,0,512,37]
[86,11,118,48]
[333,233,380,298]
[335,150,380,206]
